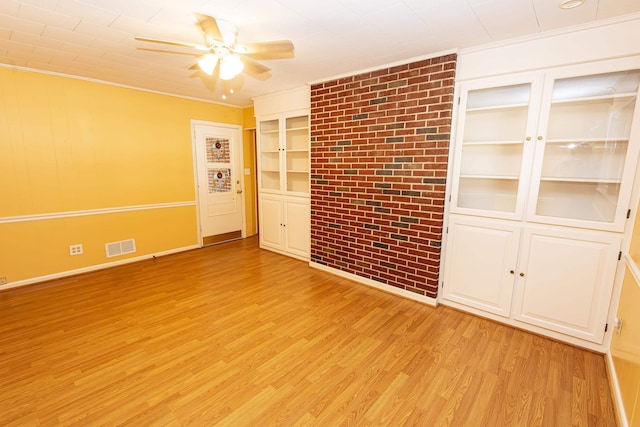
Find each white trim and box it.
[459,13,640,56]
[309,261,438,307]
[0,201,196,224]
[624,253,640,288]
[0,63,249,108]
[605,352,630,427]
[437,80,463,305]
[0,245,199,292]
[308,48,459,86]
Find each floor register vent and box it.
[105,239,136,258]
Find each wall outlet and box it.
[0,277,6,285]
[69,244,83,256]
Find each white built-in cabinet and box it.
[255,88,310,260]
[259,194,310,259]
[259,114,310,194]
[443,58,640,347]
[444,216,620,343]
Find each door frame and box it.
[191,119,246,247]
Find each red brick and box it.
[310,54,455,298]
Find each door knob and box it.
[236,189,243,194]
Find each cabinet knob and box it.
[510,270,515,274]
[525,137,531,141]
[537,136,543,141]
[519,272,525,277]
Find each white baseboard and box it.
[309,261,438,307]
[605,351,629,427]
[0,245,200,292]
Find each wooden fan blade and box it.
[240,56,272,81]
[194,13,223,45]
[189,70,216,79]
[251,72,272,81]
[241,40,294,60]
[135,36,208,51]
[138,47,200,57]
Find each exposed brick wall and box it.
[310,54,456,299]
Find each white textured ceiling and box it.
[0,0,639,106]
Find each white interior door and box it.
[194,122,244,245]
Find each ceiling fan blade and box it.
[194,13,224,46]
[135,36,208,51]
[138,47,200,57]
[190,70,216,79]
[241,40,294,60]
[240,56,272,81]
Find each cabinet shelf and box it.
[460,175,519,180]
[261,130,279,134]
[540,177,622,184]
[286,126,309,132]
[466,103,529,112]
[463,140,524,146]
[545,137,629,144]
[551,93,636,105]
[286,149,309,153]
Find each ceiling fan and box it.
[135,13,294,82]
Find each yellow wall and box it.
[611,266,640,426]
[611,199,640,426]
[0,68,252,284]
[242,107,258,236]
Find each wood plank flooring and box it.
[0,237,616,426]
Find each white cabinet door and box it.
[449,74,541,220]
[512,226,621,343]
[526,66,640,232]
[259,196,284,250]
[452,61,640,232]
[284,197,310,258]
[257,111,309,197]
[258,118,282,192]
[284,115,310,194]
[258,195,310,259]
[442,216,521,317]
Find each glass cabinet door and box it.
[285,115,309,194]
[259,119,281,191]
[451,80,537,219]
[529,69,640,229]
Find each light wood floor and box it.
[0,237,616,426]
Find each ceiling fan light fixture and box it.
[219,54,244,80]
[197,54,218,75]
[558,0,585,9]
